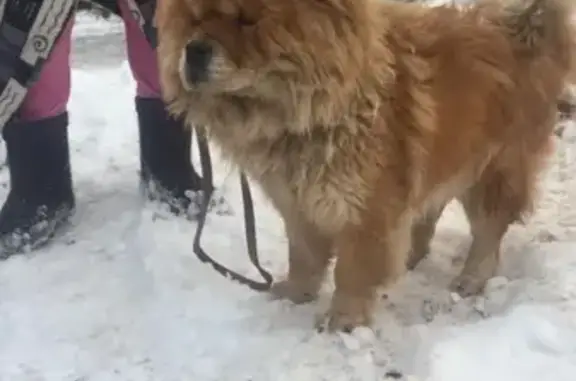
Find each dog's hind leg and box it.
[407,204,446,270]
[451,150,539,297]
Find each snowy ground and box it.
[1,12,576,381]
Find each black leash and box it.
[193,132,274,292]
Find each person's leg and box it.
[117,0,207,216]
[0,19,75,258]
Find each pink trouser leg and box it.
[18,19,73,122]
[118,0,162,99]
[18,0,160,122]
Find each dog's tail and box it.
[502,0,576,82]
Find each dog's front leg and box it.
[320,214,412,332]
[270,213,334,304]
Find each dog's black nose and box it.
[185,40,213,85]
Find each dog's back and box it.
[379,0,576,296]
[377,0,575,155]
[484,0,576,138]
[378,0,576,115]
[499,0,575,74]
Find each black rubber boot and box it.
[136,97,208,216]
[0,113,75,258]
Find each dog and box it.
[155,0,576,332]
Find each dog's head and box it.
[156,0,377,121]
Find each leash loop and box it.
[193,132,273,292]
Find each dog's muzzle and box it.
[181,40,213,86]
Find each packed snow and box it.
[1,12,576,381]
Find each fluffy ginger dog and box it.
[155,0,576,332]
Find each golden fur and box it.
[155,0,576,331]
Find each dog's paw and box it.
[406,254,422,271]
[450,274,487,298]
[269,280,318,304]
[315,294,373,333]
[315,307,372,334]
[406,245,430,271]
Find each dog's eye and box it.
[237,11,256,27]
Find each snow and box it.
[1,12,576,381]
[73,13,124,38]
[424,304,576,381]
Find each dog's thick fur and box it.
[156,0,576,331]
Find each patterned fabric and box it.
[0,0,77,127]
[0,0,156,129]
